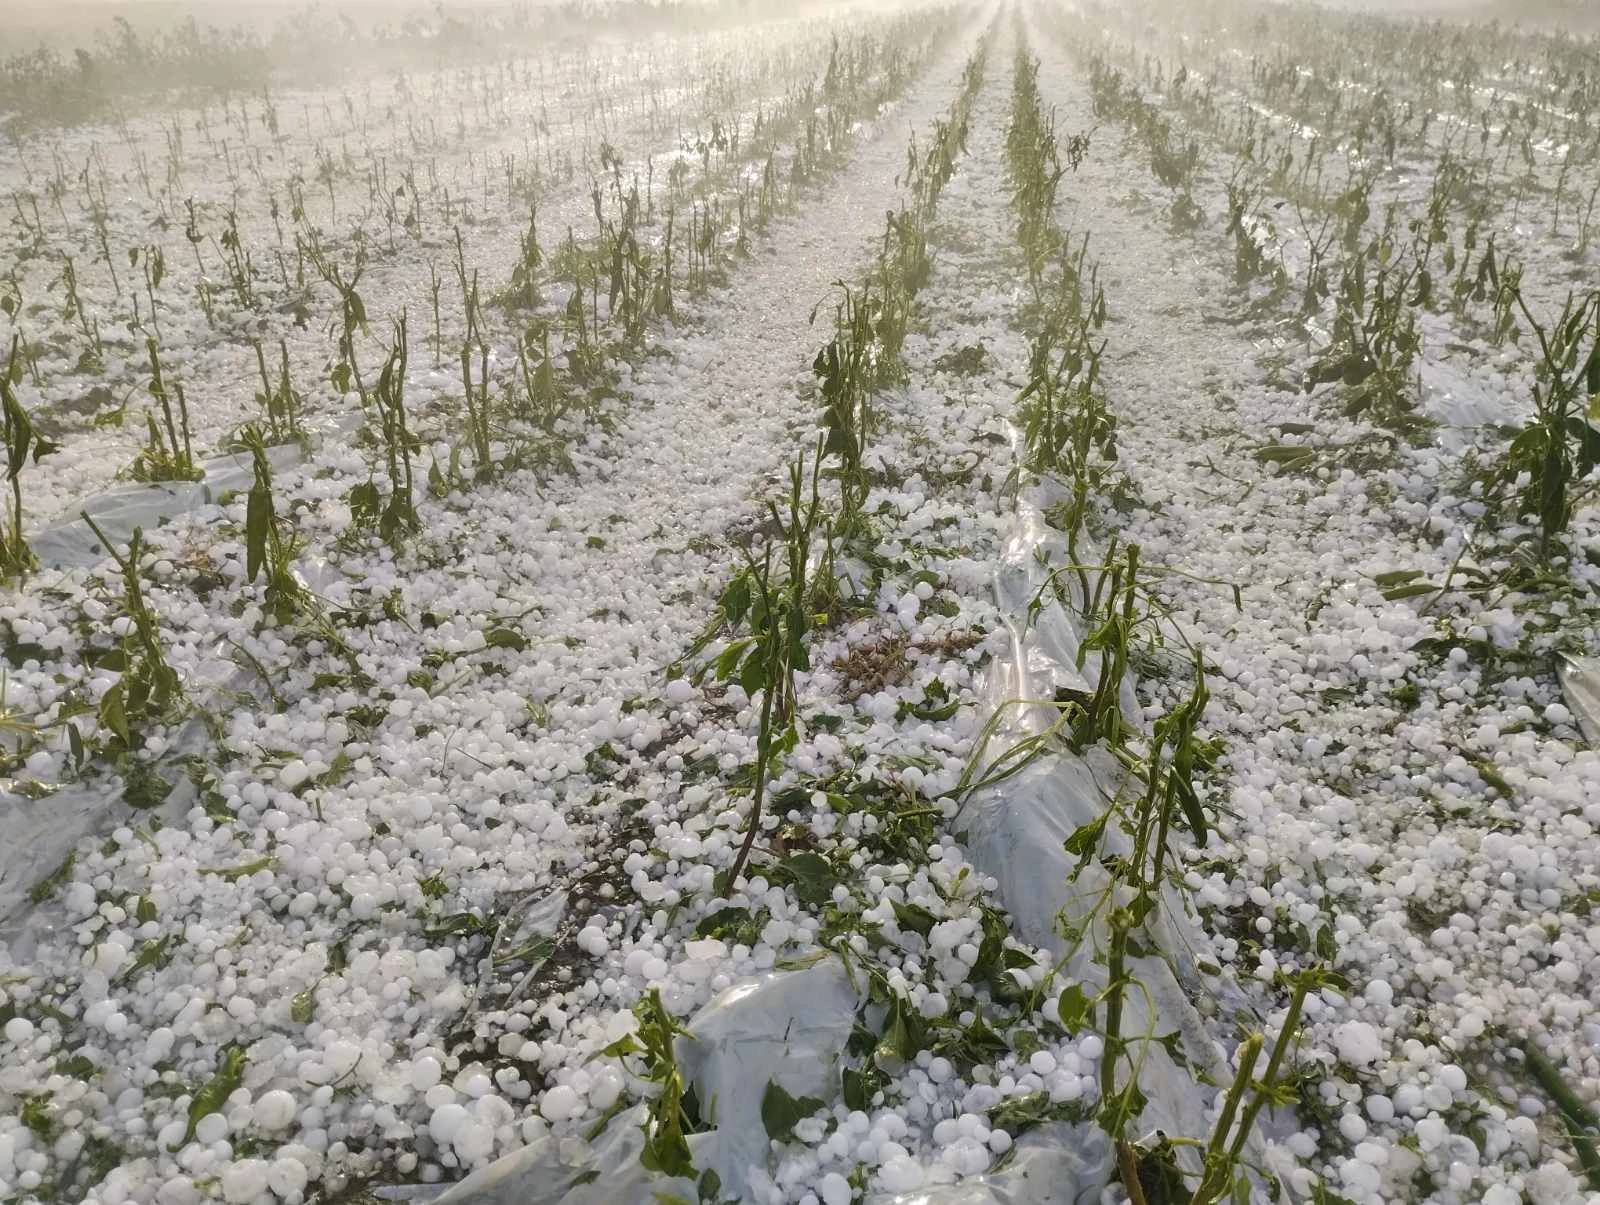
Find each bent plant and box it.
[696,446,834,895]
[2,337,59,577]
[1497,285,1600,558]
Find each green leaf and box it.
[774,852,837,908]
[842,1064,882,1110]
[99,683,130,745]
[739,648,768,698]
[891,900,938,937]
[1057,983,1092,1031]
[1372,569,1424,588]
[1381,581,1438,601]
[1063,813,1106,861]
[122,762,173,810]
[990,1090,1092,1136]
[245,483,270,583]
[696,1169,724,1205]
[1316,924,1338,964]
[711,639,751,683]
[719,574,750,628]
[348,480,380,523]
[760,1080,824,1143]
[179,1044,248,1147]
[694,906,763,944]
[483,626,528,652]
[597,1033,644,1060]
[1253,444,1314,467]
[199,856,275,881]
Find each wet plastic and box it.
[380,957,862,1205]
[31,441,303,570]
[1558,654,1600,745]
[954,469,1273,1191]
[869,1122,1112,1205]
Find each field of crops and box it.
[1,1,1598,1203]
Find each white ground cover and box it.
[1024,7,1600,1204]
[2,1,1600,1204]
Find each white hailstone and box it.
[428,1103,469,1146]
[146,1028,176,1062]
[1423,1082,1454,1111]
[1339,1113,1368,1143]
[158,1176,201,1205]
[1365,1095,1395,1123]
[1482,1186,1520,1205]
[943,1138,991,1176]
[1354,1142,1387,1167]
[220,1159,270,1204]
[1333,1021,1384,1067]
[1435,1064,1468,1095]
[927,1057,954,1085]
[3,1018,33,1044]
[1528,1161,1580,1205]
[63,882,96,917]
[576,927,609,957]
[878,1156,924,1194]
[1029,1051,1056,1076]
[410,1056,443,1091]
[540,1085,581,1123]
[255,1090,297,1132]
[665,679,694,704]
[1392,1081,1428,1115]
[195,1113,229,1144]
[988,1129,1012,1154]
[1338,1157,1381,1196]
[452,1119,495,1165]
[819,1172,852,1205]
[475,1095,515,1129]
[267,1157,309,1199]
[325,1041,361,1077]
[588,1068,624,1112]
[1414,1117,1448,1150]
[1506,1116,1540,1156]
[278,760,311,790]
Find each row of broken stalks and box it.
[624,38,995,1188]
[999,40,1331,1205]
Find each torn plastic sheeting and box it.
[1558,654,1600,745]
[869,1121,1113,1205]
[1,635,279,939]
[460,887,570,1025]
[951,459,1279,1191]
[411,1103,700,1205]
[0,702,230,940]
[992,476,1139,722]
[383,957,861,1205]
[955,751,1229,1161]
[676,955,863,1201]
[0,769,195,945]
[31,441,304,570]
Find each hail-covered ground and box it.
[1,1,1599,1204]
